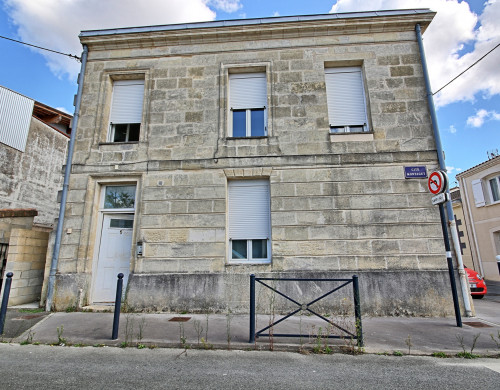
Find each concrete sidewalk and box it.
[2,310,499,356]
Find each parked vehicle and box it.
[465,267,487,299]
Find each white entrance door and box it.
[93,214,134,303]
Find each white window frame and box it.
[108,79,145,143]
[228,72,267,138]
[227,179,271,264]
[324,66,369,133]
[488,175,500,203]
[100,184,137,213]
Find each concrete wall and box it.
[1,228,48,306]
[52,13,456,315]
[0,117,68,227]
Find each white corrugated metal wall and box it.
[0,86,35,152]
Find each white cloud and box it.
[448,125,457,134]
[4,0,217,80]
[466,109,500,127]
[446,166,462,175]
[273,11,280,17]
[206,0,242,13]
[330,1,500,108]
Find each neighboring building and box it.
[457,155,500,281]
[51,10,459,315]
[0,86,71,227]
[0,86,71,304]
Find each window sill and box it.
[329,132,374,142]
[99,142,139,146]
[227,260,271,265]
[226,136,268,140]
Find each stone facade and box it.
[52,10,461,315]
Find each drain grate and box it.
[463,321,492,328]
[169,317,191,322]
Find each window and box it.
[103,185,136,210]
[324,67,368,133]
[228,180,271,263]
[489,176,500,202]
[108,80,144,142]
[229,73,267,137]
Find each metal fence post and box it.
[249,274,255,343]
[352,275,363,347]
[111,273,124,340]
[0,272,13,335]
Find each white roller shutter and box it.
[229,73,267,109]
[228,180,270,240]
[109,80,144,124]
[325,67,367,127]
[0,86,34,152]
[471,179,485,207]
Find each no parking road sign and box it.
[428,171,448,195]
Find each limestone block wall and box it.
[51,13,455,314]
[0,117,68,227]
[2,228,48,306]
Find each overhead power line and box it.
[433,41,500,95]
[0,35,81,62]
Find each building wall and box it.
[0,117,68,227]
[459,157,500,281]
[53,14,458,314]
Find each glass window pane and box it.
[104,185,136,209]
[110,219,134,228]
[252,239,267,259]
[232,240,247,259]
[250,109,265,136]
[128,123,140,141]
[113,124,128,142]
[490,178,500,202]
[232,110,246,137]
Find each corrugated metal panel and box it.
[0,86,34,152]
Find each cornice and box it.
[80,10,435,51]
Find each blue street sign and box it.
[404,166,427,179]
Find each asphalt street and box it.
[0,344,499,390]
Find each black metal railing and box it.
[249,274,363,346]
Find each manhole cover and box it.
[463,321,492,328]
[169,317,191,322]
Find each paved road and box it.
[0,344,499,389]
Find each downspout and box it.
[415,24,472,317]
[45,44,89,311]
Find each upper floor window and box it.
[108,80,144,142]
[229,73,267,137]
[471,174,500,207]
[325,67,369,133]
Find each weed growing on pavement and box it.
[200,337,213,350]
[123,314,135,347]
[431,352,449,358]
[193,319,203,346]
[20,330,35,345]
[312,327,333,354]
[405,334,413,355]
[393,350,403,357]
[73,343,86,347]
[65,306,77,313]
[18,308,44,313]
[56,325,66,345]
[93,344,105,347]
[490,331,500,350]
[137,344,146,349]
[455,334,480,359]
[226,307,233,350]
[136,316,147,347]
[204,312,210,343]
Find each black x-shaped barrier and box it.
[249,275,363,347]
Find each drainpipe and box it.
[415,24,472,317]
[45,44,89,311]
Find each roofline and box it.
[456,155,500,178]
[80,9,433,37]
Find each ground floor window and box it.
[228,179,271,263]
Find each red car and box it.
[465,267,487,299]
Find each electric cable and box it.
[0,35,81,62]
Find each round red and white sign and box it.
[428,171,447,195]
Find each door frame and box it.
[90,182,138,304]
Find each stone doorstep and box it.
[82,304,114,313]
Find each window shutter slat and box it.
[109,80,144,124]
[471,179,485,207]
[325,68,367,127]
[228,180,270,240]
[0,86,34,152]
[229,73,267,109]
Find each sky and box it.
[0,0,499,186]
